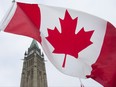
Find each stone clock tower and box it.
[20,40,48,87]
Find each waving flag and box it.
[0,2,116,87]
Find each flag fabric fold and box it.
[0,2,116,87]
[1,2,41,42]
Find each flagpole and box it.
[0,0,15,31]
[79,78,85,87]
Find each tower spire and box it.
[30,39,39,49]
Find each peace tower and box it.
[20,40,48,87]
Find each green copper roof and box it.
[30,39,39,49]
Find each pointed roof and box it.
[30,39,39,49]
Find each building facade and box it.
[20,40,48,87]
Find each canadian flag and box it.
[0,2,116,87]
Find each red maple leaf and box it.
[46,10,94,68]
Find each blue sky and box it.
[0,0,116,87]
